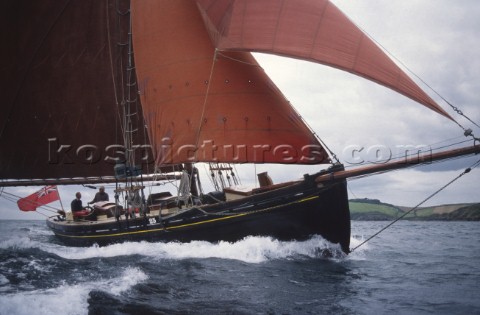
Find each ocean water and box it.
[0,220,479,315]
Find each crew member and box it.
[71,192,86,212]
[88,186,109,204]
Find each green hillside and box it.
[349,199,480,221]
[349,201,400,220]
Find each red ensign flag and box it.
[17,186,60,211]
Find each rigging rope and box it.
[194,49,218,154]
[445,101,480,129]
[350,158,480,253]
[353,19,480,134]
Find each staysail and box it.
[195,0,452,120]
[131,0,331,165]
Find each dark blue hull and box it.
[47,174,351,253]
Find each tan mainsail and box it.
[132,0,330,165]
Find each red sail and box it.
[17,186,60,211]
[0,0,149,181]
[131,0,330,165]
[195,0,452,120]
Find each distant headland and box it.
[349,198,480,221]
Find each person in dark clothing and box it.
[71,192,86,212]
[88,186,109,204]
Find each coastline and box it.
[350,199,480,221]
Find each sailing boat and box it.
[1,0,478,254]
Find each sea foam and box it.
[0,266,147,315]
[36,235,345,263]
[1,230,359,263]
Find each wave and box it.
[0,236,38,250]
[45,235,348,263]
[1,230,370,263]
[0,266,147,315]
